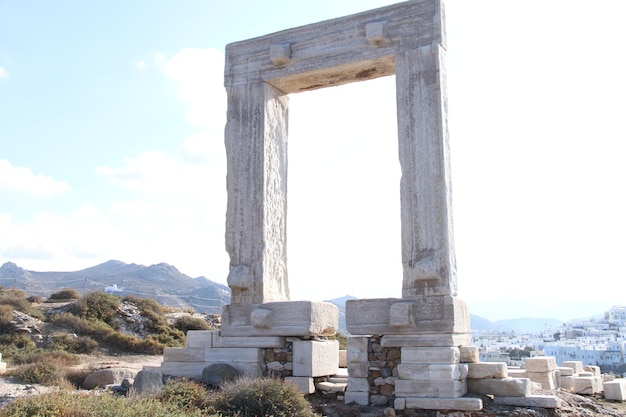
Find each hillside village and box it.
[474,306,626,374]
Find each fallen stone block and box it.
[467,362,507,379]
[527,371,558,391]
[557,366,574,377]
[560,375,575,391]
[494,395,560,408]
[562,361,584,374]
[584,365,601,377]
[317,381,347,392]
[467,377,531,397]
[574,376,603,395]
[404,397,483,411]
[604,380,626,401]
[507,368,527,378]
[524,356,557,372]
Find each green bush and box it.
[173,316,214,333]
[0,333,37,362]
[73,291,120,325]
[49,333,98,354]
[208,377,318,417]
[0,304,14,333]
[159,378,210,411]
[0,288,43,319]
[0,391,208,417]
[49,288,81,300]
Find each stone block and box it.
[401,347,460,364]
[460,346,479,363]
[345,391,369,406]
[560,375,575,391]
[395,380,467,398]
[285,377,315,394]
[370,395,390,406]
[347,377,370,392]
[584,365,601,376]
[397,364,467,380]
[467,362,508,379]
[204,347,262,363]
[604,380,626,401]
[494,395,560,408]
[347,337,369,377]
[163,347,205,362]
[527,371,558,391]
[467,377,531,397]
[317,381,347,392]
[292,339,339,377]
[557,366,574,377]
[186,330,215,348]
[574,376,603,395]
[212,334,286,348]
[381,333,470,348]
[524,356,557,372]
[221,301,338,337]
[394,397,406,410]
[562,361,584,374]
[346,296,469,335]
[404,397,483,411]
[507,368,527,378]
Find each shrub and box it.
[10,361,64,385]
[0,333,37,362]
[73,291,120,325]
[173,316,214,333]
[159,378,210,411]
[49,288,81,300]
[48,333,99,354]
[0,304,14,333]
[0,391,208,417]
[208,377,318,417]
[0,289,43,319]
[26,295,45,303]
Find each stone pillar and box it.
[396,42,456,298]
[224,81,290,305]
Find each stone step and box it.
[316,381,348,393]
[329,375,348,383]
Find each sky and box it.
[1,1,625,322]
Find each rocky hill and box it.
[0,260,230,314]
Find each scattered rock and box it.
[83,368,137,389]
[133,370,163,395]
[201,363,241,388]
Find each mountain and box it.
[0,260,230,314]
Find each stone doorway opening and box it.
[287,76,402,302]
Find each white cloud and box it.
[0,159,71,196]
[134,60,146,71]
[0,67,8,80]
[163,48,226,129]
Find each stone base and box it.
[400,397,483,411]
[221,301,338,337]
[346,296,469,335]
[494,395,560,408]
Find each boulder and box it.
[83,368,137,389]
[133,370,163,395]
[201,363,241,388]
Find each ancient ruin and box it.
[151,0,561,411]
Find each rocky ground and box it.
[1,354,626,416]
